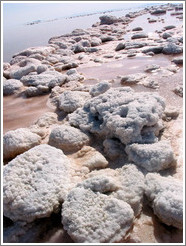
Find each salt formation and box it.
[145,173,183,229]
[3,128,41,160]
[48,125,90,152]
[58,91,91,113]
[68,87,165,145]
[125,141,175,172]
[3,144,71,222]
[62,187,134,243]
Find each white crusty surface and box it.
[89,81,111,97]
[3,128,41,160]
[48,125,90,152]
[125,141,175,172]
[86,164,145,216]
[3,144,71,222]
[62,187,134,243]
[145,173,183,229]
[58,91,91,113]
[68,87,165,145]
[3,79,23,95]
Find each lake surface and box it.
[3,2,160,62]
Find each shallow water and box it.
[3,94,54,134]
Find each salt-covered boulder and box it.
[99,15,118,25]
[89,81,111,97]
[162,42,183,54]
[145,173,183,229]
[125,141,175,172]
[172,57,183,65]
[85,164,144,216]
[3,128,41,160]
[73,146,108,170]
[162,32,172,39]
[164,25,176,30]
[48,125,90,152]
[173,86,183,97]
[125,41,147,50]
[3,144,71,222]
[9,58,41,80]
[142,46,163,54]
[131,33,148,39]
[132,27,143,31]
[100,35,116,42]
[13,46,55,58]
[58,91,91,113]
[62,187,134,243]
[68,87,165,145]
[90,37,102,47]
[21,71,67,89]
[120,73,146,84]
[144,64,160,72]
[115,42,125,51]
[32,112,58,128]
[66,68,84,81]
[151,9,166,15]
[3,79,23,95]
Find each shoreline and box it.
[3,2,184,244]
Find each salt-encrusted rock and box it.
[162,106,179,120]
[100,35,116,42]
[48,125,90,152]
[172,57,183,65]
[3,62,10,71]
[9,58,41,80]
[173,86,183,97]
[13,46,55,58]
[142,46,163,54]
[151,9,166,15]
[73,146,108,170]
[131,33,148,39]
[32,112,58,128]
[66,68,84,81]
[90,37,102,47]
[89,81,111,97]
[24,86,48,97]
[72,44,86,53]
[103,138,123,160]
[9,56,26,65]
[164,25,176,30]
[3,144,71,222]
[58,91,91,113]
[125,41,147,50]
[120,73,146,84]
[144,64,160,72]
[115,42,125,51]
[142,79,159,89]
[3,79,23,95]
[127,53,136,57]
[125,141,175,172]
[86,47,99,53]
[3,128,41,160]
[62,187,134,243]
[162,32,172,39]
[162,42,183,54]
[145,173,183,229]
[148,19,157,23]
[84,164,145,216]
[132,27,143,31]
[68,87,165,145]
[21,71,67,89]
[37,65,48,74]
[99,15,118,25]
